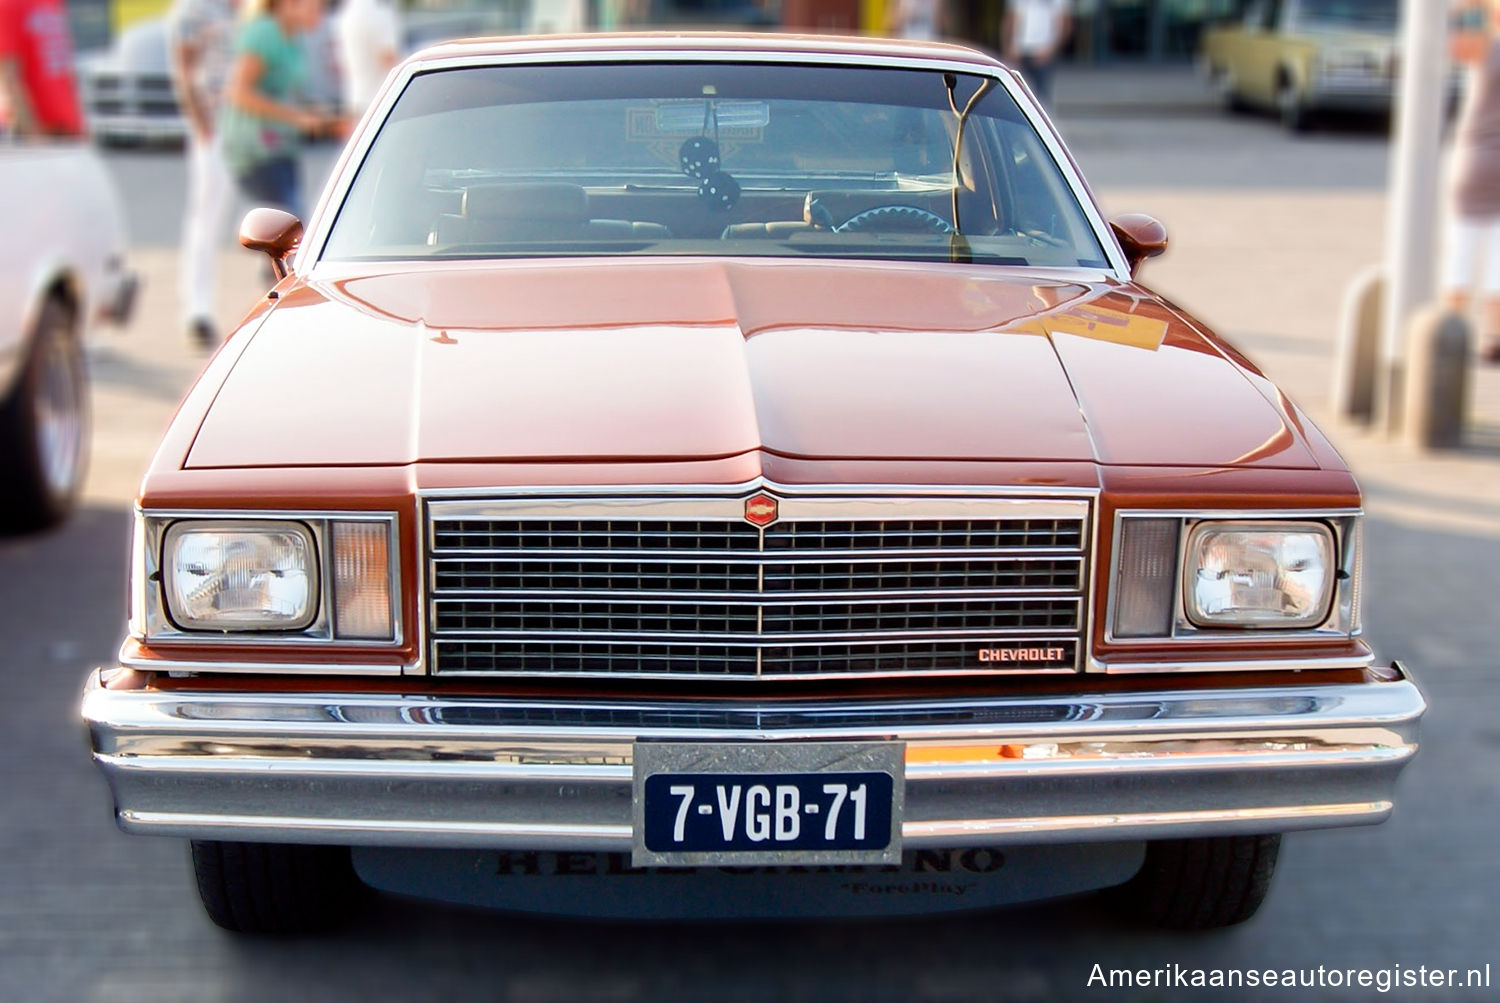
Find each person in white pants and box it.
[888,0,945,41]
[168,0,238,348]
[336,0,399,116]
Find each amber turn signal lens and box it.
[332,521,394,641]
[1113,518,1179,639]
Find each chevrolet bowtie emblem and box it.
[743,493,779,527]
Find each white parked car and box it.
[0,142,135,530]
[79,16,343,144]
[78,19,186,145]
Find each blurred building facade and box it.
[1066,0,1245,63]
[774,1,1252,64]
[70,0,1258,64]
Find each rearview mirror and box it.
[1109,214,1169,276]
[240,208,304,280]
[655,100,771,133]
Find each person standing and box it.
[1004,0,1071,108]
[0,0,82,137]
[336,0,398,116]
[221,0,343,219]
[168,0,238,346]
[888,0,945,41]
[1448,0,1500,363]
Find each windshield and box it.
[1294,0,1397,31]
[320,63,1110,269]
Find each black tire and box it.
[1114,834,1281,930]
[190,840,364,935]
[0,295,87,532]
[1210,66,1245,113]
[1277,80,1310,133]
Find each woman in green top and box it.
[221,0,344,217]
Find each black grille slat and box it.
[435,559,761,594]
[763,559,1081,594]
[434,520,762,554]
[760,599,1077,635]
[437,640,759,676]
[764,519,1083,551]
[435,557,1080,596]
[429,506,1088,679]
[435,639,1077,678]
[433,598,1078,638]
[435,600,761,636]
[761,641,1078,676]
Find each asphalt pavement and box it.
[2,70,1497,1002]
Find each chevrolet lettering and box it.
[978,647,1069,664]
[81,32,1424,935]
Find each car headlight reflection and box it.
[163,522,318,631]
[1185,523,1334,629]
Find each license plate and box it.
[632,742,904,867]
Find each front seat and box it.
[430,183,670,246]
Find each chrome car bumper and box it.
[1304,77,1459,113]
[82,667,1424,850]
[86,114,187,144]
[1301,72,1392,112]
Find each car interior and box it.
[323,64,1109,268]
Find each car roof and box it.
[407,31,1008,72]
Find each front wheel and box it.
[190,840,364,934]
[1278,82,1310,133]
[1113,834,1281,930]
[1210,65,1245,113]
[0,296,87,532]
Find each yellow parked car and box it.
[1201,0,1399,131]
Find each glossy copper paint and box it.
[239,208,303,279]
[131,34,1368,686]
[182,260,1321,472]
[1108,214,1170,274]
[135,271,1363,677]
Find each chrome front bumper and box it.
[86,114,188,144]
[82,668,1425,850]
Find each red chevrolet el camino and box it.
[83,33,1424,933]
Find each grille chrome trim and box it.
[427,494,1092,680]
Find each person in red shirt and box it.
[0,0,83,136]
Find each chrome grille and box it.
[427,494,1091,680]
[432,557,1080,596]
[435,519,761,553]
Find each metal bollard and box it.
[1334,266,1383,423]
[1402,307,1471,450]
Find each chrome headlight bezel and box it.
[1107,510,1362,644]
[134,510,401,646]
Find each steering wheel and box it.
[834,205,955,236]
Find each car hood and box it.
[184,258,1320,471]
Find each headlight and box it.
[163,521,318,631]
[1184,522,1334,629]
